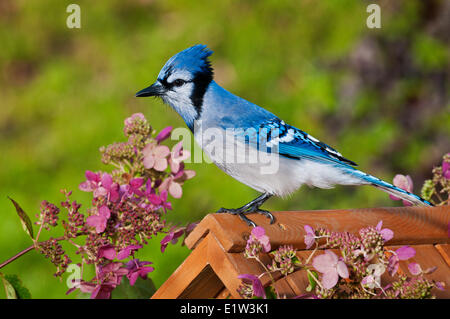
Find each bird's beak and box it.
[135,82,165,97]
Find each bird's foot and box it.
[215,206,275,227]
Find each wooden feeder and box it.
[152,205,450,299]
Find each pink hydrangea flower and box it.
[97,244,117,260]
[376,220,394,242]
[169,141,191,173]
[361,263,385,289]
[122,177,145,198]
[160,228,185,252]
[387,245,416,276]
[124,113,145,128]
[238,274,266,299]
[125,259,154,286]
[251,226,271,253]
[142,142,170,171]
[86,205,111,233]
[80,172,120,202]
[390,174,413,206]
[442,155,450,179]
[312,250,349,289]
[68,262,128,299]
[408,262,422,276]
[117,244,143,260]
[304,225,315,249]
[159,169,195,198]
[79,170,101,192]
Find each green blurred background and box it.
[0,0,448,298]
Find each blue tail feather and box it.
[346,169,432,206]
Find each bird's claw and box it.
[254,209,275,224]
[215,207,274,227]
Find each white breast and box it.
[194,128,366,197]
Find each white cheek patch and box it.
[163,83,198,126]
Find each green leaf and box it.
[306,271,318,292]
[264,285,277,299]
[0,273,17,299]
[111,277,156,299]
[3,274,31,299]
[8,197,34,239]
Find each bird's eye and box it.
[173,79,186,87]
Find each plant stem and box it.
[0,245,35,269]
[0,232,86,270]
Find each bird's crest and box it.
[158,44,214,80]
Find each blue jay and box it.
[136,44,431,226]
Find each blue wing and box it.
[237,118,357,167]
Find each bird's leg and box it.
[216,193,274,227]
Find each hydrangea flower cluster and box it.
[420,153,450,206]
[237,223,444,299]
[391,153,449,207]
[2,113,196,299]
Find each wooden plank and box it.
[215,287,233,299]
[151,234,210,299]
[272,276,297,298]
[435,244,450,267]
[178,264,224,299]
[206,232,283,299]
[186,206,450,253]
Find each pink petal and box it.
[387,256,399,276]
[94,187,108,198]
[148,193,162,205]
[128,271,140,286]
[85,170,100,182]
[143,154,155,169]
[154,145,170,158]
[101,173,113,189]
[251,226,266,238]
[79,181,94,192]
[259,237,271,253]
[376,221,383,231]
[98,205,110,219]
[402,199,412,207]
[183,170,196,180]
[321,269,339,289]
[153,158,168,171]
[172,141,184,157]
[304,225,314,234]
[159,190,168,202]
[408,262,422,276]
[130,178,144,189]
[380,228,394,242]
[361,275,373,286]
[336,260,349,279]
[156,126,172,143]
[396,246,416,260]
[304,234,315,249]
[86,215,107,233]
[169,159,181,173]
[168,181,182,198]
[324,250,339,264]
[393,174,413,193]
[158,178,171,192]
[443,159,450,179]
[312,253,335,274]
[142,143,154,157]
[98,245,117,260]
